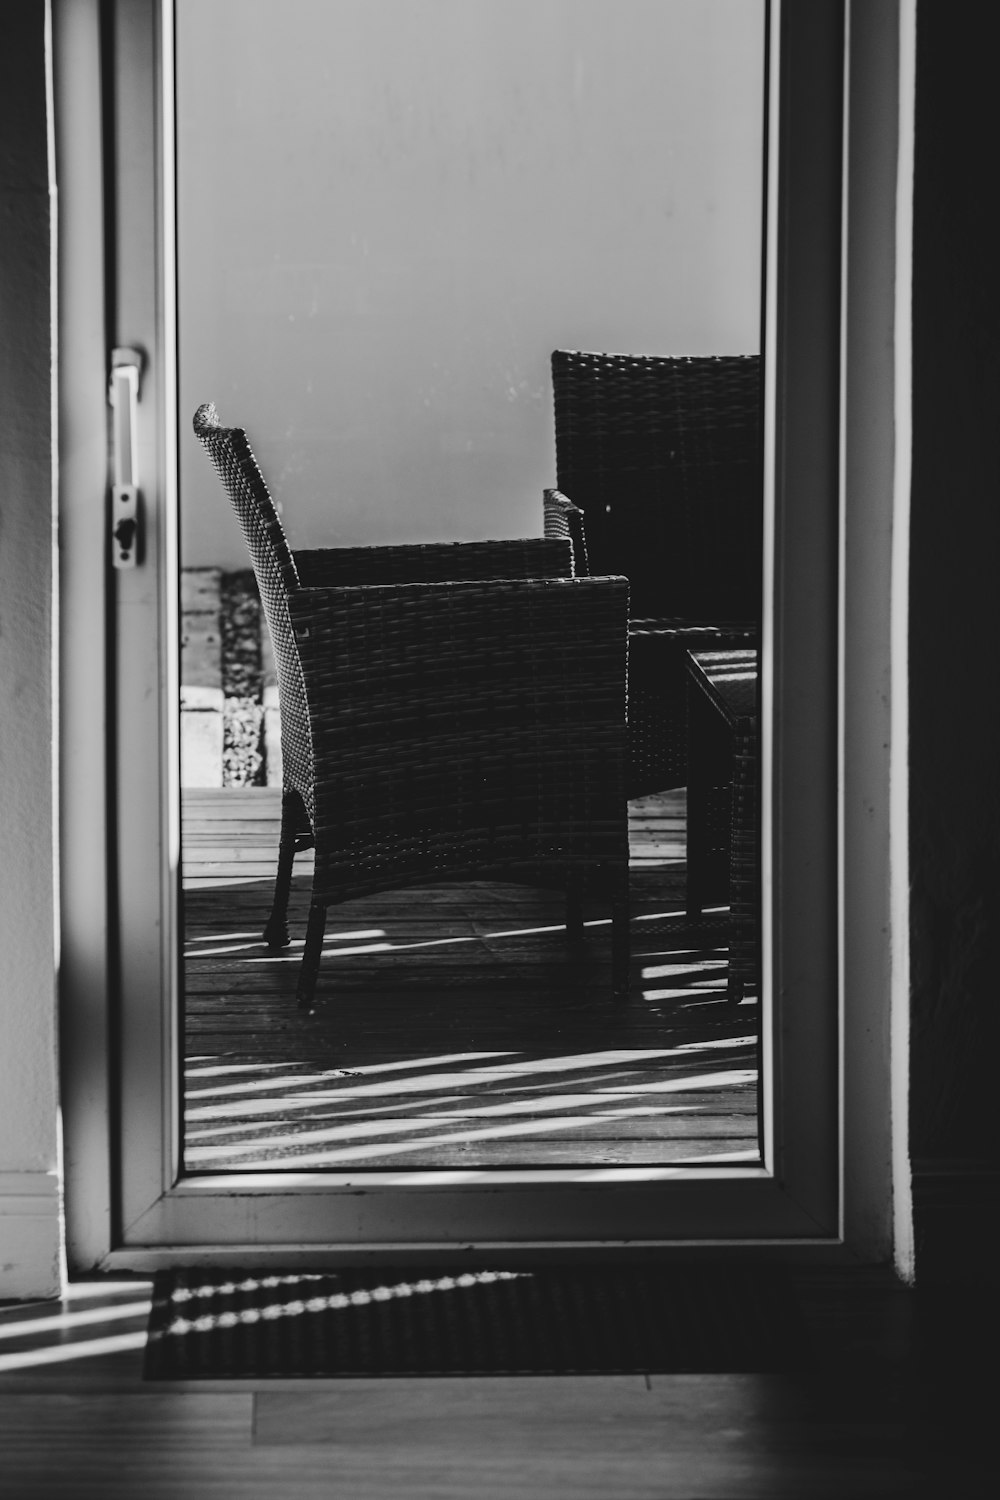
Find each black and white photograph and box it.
[1,2,995,1495]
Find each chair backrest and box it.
[551,350,762,621]
[192,403,314,808]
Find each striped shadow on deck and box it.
[182,788,761,1171]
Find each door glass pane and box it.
[176,0,766,1173]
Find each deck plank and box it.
[181,787,760,1170]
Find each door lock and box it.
[112,512,138,558]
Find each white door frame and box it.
[57,0,913,1269]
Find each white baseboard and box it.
[0,1170,63,1301]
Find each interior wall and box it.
[909,0,1000,1279]
[176,0,765,568]
[0,0,62,1300]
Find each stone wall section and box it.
[181,567,279,786]
[179,568,224,785]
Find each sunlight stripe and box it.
[155,1271,527,1339]
[186,931,258,941]
[62,1281,154,1300]
[230,913,728,963]
[666,1149,762,1165]
[186,1045,755,1120]
[185,1100,744,1164]
[184,1049,685,1120]
[169,1272,326,1304]
[187,1104,686,1153]
[186,1062,291,1078]
[185,1052,513,1098]
[0,1332,148,1373]
[0,1300,151,1341]
[185,1097,700,1142]
[641,960,727,979]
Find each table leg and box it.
[686,680,733,921]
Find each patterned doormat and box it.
[143,1264,809,1379]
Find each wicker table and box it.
[685,649,760,1005]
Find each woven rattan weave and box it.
[546,350,762,798]
[193,403,630,1009]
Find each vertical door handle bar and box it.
[109,347,144,568]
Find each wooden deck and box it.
[182,789,760,1171]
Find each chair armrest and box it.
[628,620,757,640]
[293,537,573,588]
[543,489,589,576]
[287,576,629,856]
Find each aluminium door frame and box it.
[57,0,910,1269]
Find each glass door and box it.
[176,0,767,1177]
[72,0,850,1261]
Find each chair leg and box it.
[565,869,585,944]
[263,790,299,950]
[297,898,327,1012]
[611,867,630,1003]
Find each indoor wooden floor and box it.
[1,1268,993,1497]
[181,789,760,1172]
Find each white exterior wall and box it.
[177,0,765,567]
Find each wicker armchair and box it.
[545,350,761,798]
[193,403,630,1010]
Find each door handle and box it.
[109,347,144,568]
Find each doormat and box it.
[143,1264,809,1379]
